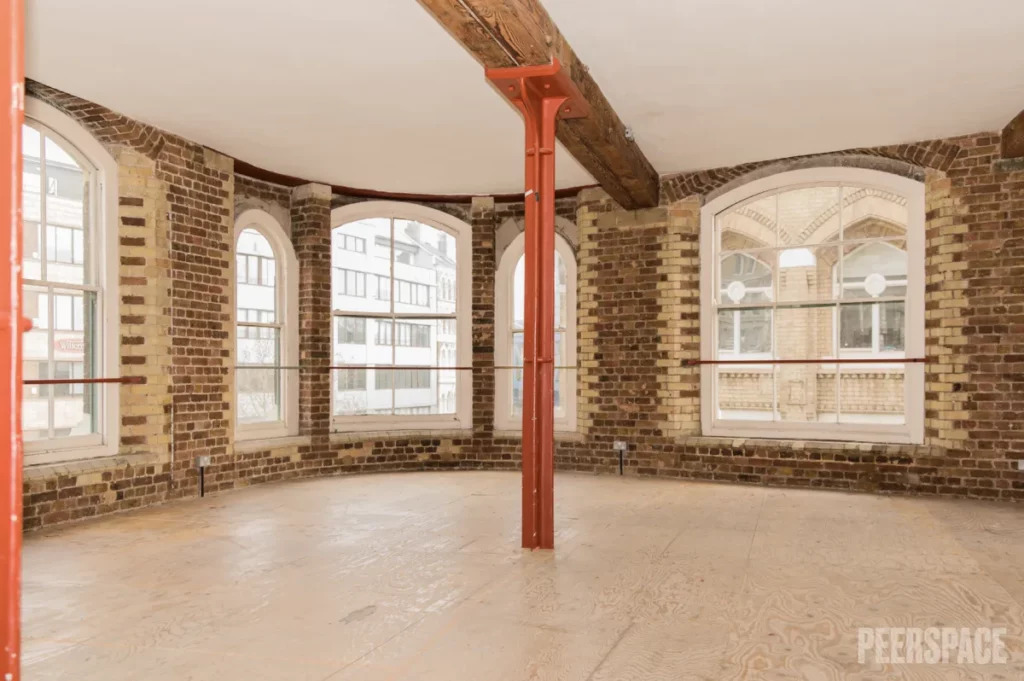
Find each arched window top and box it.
[700,167,924,445]
[328,201,472,431]
[495,231,577,432]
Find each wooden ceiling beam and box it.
[418,0,660,209]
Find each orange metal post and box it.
[1,0,24,677]
[486,61,588,550]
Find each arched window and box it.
[235,209,298,440]
[329,202,471,430]
[700,169,924,443]
[494,232,577,432]
[23,99,118,464]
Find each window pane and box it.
[738,308,772,355]
[513,256,525,332]
[22,360,48,441]
[879,302,905,352]
[717,310,735,353]
[719,253,772,304]
[333,219,389,314]
[716,366,773,421]
[554,331,565,415]
[237,326,280,425]
[394,220,447,312]
[511,331,524,416]
[236,229,277,324]
[841,186,907,242]
[839,364,905,425]
[841,240,907,300]
[44,135,87,286]
[839,303,873,350]
[777,246,837,304]
[719,193,777,250]
[237,367,281,424]
[777,185,839,248]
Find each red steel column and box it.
[486,61,588,550]
[1,0,24,678]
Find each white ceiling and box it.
[26,0,1024,196]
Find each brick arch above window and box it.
[662,147,961,204]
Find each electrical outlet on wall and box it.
[613,441,628,452]
[195,455,211,468]
[1018,459,1024,472]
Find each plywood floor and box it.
[22,471,1024,680]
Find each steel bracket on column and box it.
[486,59,588,550]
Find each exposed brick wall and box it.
[20,82,1023,532]
[659,141,961,203]
[291,184,333,441]
[166,146,235,498]
[558,135,1023,500]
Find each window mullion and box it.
[872,303,881,354]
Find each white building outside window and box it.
[330,202,472,431]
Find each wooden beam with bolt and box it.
[417,0,660,209]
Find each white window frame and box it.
[24,98,119,466]
[234,209,299,442]
[494,232,577,432]
[699,168,925,444]
[329,201,472,433]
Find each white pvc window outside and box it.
[700,168,924,444]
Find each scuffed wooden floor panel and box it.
[21,472,1024,680]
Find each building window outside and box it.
[700,170,924,443]
[331,204,468,429]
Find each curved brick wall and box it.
[22,82,1024,531]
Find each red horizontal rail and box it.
[686,358,927,366]
[24,377,146,385]
[326,365,577,371]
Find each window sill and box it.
[24,439,119,468]
[492,429,585,443]
[234,434,311,454]
[23,450,168,482]
[689,429,927,449]
[330,428,474,444]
